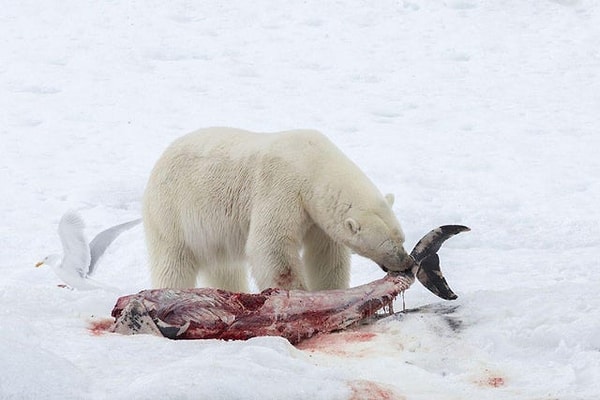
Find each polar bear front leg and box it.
[303,224,351,290]
[246,222,307,291]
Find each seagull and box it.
[36,211,141,290]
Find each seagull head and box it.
[35,254,62,269]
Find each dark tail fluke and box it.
[410,225,470,300]
[416,253,457,300]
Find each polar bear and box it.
[143,127,413,292]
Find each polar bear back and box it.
[147,126,383,221]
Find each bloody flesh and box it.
[109,225,469,344]
[110,273,414,344]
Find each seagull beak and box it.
[35,261,44,268]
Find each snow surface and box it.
[2,1,599,399]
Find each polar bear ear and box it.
[345,218,361,234]
[385,193,395,207]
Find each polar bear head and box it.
[341,194,414,272]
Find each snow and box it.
[2,0,599,398]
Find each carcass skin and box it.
[110,225,469,344]
[110,273,414,344]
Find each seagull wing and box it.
[58,211,92,278]
[88,218,142,275]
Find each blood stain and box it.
[348,380,405,400]
[475,370,506,388]
[88,318,114,336]
[296,331,377,354]
[487,377,505,388]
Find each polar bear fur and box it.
[143,127,412,292]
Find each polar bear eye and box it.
[345,218,360,234]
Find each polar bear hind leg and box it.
[148,241,200,289]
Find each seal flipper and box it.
[416,253,458,300]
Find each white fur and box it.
[143,128,411,291]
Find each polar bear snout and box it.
[378,248,415,273]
